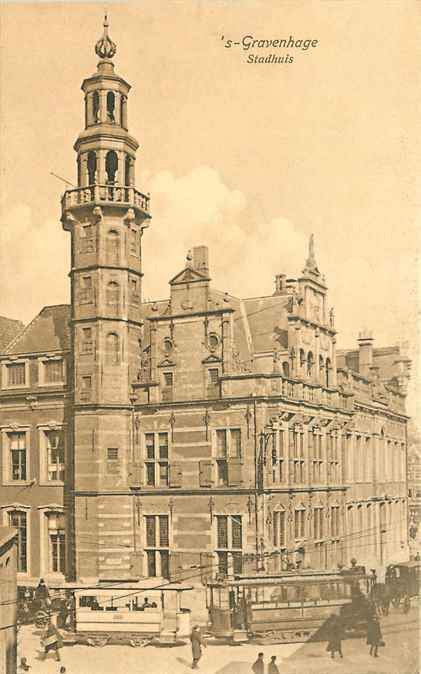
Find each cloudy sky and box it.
[0,1,419,415]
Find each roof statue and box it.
[302,233,320,276]
[95,13,117,60]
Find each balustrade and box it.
[62,184,150,212]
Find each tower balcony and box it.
[61,184,150,220]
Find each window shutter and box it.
[129,551,144,578]
[169,462,182,488]
[128,462,143,488]
[200,552,214,585]
[169,551,183,580]
[227,458,243,486]
[199,460,214,487]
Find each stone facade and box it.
[0,526,17,674]
[0,20,411,588]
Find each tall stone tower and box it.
[61,16,150,581]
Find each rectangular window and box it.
[207,368,220,398]
[80,276,93,303]
[82,327,93,353]
[8,510,27,572]
[80,375,92,401]
[294,509,305,539]
[208,368,219,385]
[162,372,174,401]
[314,508,324,540]
[144,515,170,579]
[45,430,65,482]
[272,430,285,483]
[163,372,173,387]
[215,429,241,486]
[9,432,27,481]
[6,363,26,387]
[273,510,286,548]
[47,513,66,574]
[216,515,243,576]
[331,506,340,538]
[44,360,63,384]
[144,432,169,487]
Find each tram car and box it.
[206,569,371,644]
[48,581,193,647]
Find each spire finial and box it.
[95,11,117,61]
[302,233,320,276]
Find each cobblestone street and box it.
[17,604,419,674]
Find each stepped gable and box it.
[0,316,25,352]
[6,304,71,354]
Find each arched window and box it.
[325,357,331,387]
[106,281,120,308]
[106,230,120,265]
[87,151,97,185]
[107,91,115,123]
[307,351,313,377]
[319,355,324,372]
[299,349,305,368]
[124,155,131,187]
[282,361,290,378]
[105,150,118,184]
[93,91,100,124]
[105,332,119,365]
[120,95,127,128]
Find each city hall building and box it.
[0,20,411,588]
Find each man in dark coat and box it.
[190,625,206,669]
[367,615,383,657]
[251,652,264,674]
[326,616,344,659]
[35,579,50,610]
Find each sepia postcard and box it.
[0,2,419,674]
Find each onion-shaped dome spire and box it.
[95,13,117,60]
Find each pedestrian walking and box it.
[190,625,206,669]
[326,616,344,659]
[251,652,265,674]
[35,578,50,609]
[40,621,63,662]
[268,655,280,674]
[367,615,384,657]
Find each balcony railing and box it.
[62,184,150,213]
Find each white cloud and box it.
[0,203,70,323]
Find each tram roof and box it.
[43,580,194,592]
[207,573,366,587]
[393,560,421,569]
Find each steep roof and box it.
[337,345,403,382]
[6,305,71,355]
[0,316,25,352]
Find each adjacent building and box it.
[0,18,411,590]
[0,526,17,674]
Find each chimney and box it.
[192,246,209,276]
[358,330,374,378]
[274,273,287,295]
